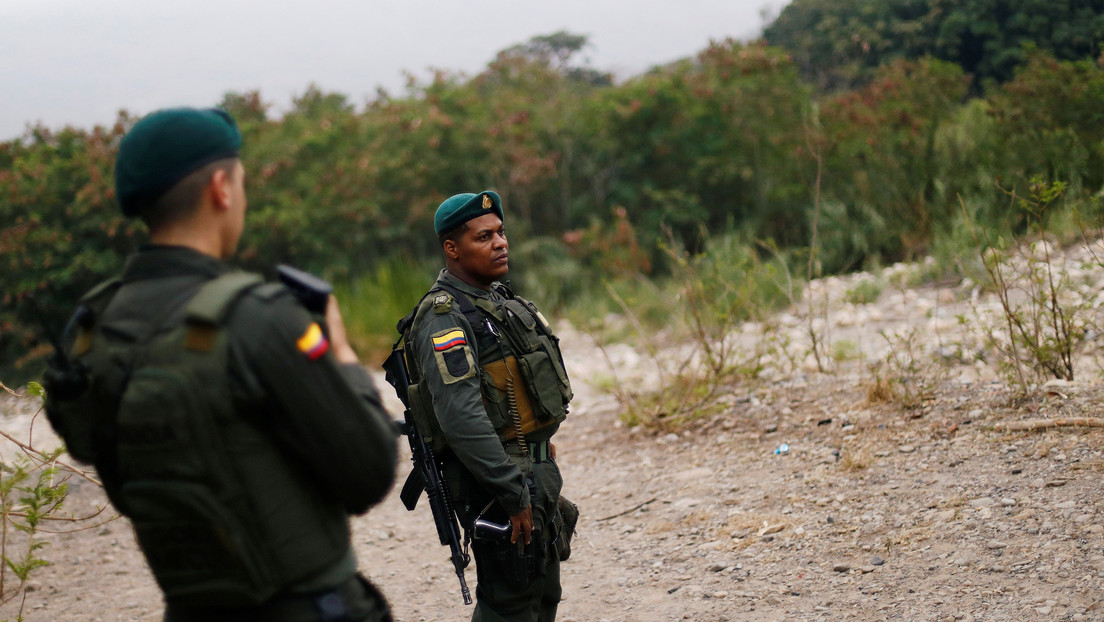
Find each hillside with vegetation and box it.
[5,6,1104,378]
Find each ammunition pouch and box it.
[406,379,448,454]
[551,495,579,562]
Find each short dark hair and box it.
[439,221,469,247]
[140,158,238,231]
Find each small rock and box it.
[871,556,885,566]
[708,563,726,572]
[860,566,876,574]
[1046,480,1069,488]
[898,445,916,454]
[987,541,1008,550]
[833,563,851,572]
[969,497,996,508]
[758,523,786,536]
[712,591,728,598]
[1000,498,1017,506]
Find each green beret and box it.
[434,190,504,236]
[115,107,242,217]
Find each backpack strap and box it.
[79,277,124,307]
[432,282,488,338]
[183,272,264,352]
[185,272,265,325]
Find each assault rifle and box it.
[383,349,472,605]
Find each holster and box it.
[472,529,544,589]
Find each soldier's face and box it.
[448,213,509,286]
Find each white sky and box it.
[0,0,789,141]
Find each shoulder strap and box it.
[432,282,487,337]
[78,277,124,310]
[185,272,265,325]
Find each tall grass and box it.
[334,255,440,366]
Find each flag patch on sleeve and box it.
[432,329,467,352]
[296,322,330,360]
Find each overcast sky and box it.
[0,0,789,141]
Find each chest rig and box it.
[396,282,572,454]
[45,273,349,607]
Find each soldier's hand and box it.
[550,442,557,460]
[510,505,533,545]
[325,295,360,365]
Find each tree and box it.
[765,0,1104,91]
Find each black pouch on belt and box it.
[551,495,579,562]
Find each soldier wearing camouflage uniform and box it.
[401,191,575,621]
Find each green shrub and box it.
[333,256,439,364]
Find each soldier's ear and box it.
[208,168,232,212]
[443,239,459,260]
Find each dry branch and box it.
[986,417,1104,432]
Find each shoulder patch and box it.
[433,294,453,315]
[430,327,476,384]
[296,322,330,360]
[432,329,467,352]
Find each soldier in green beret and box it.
[393,191,577,621]
[43,107,398,622]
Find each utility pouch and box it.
[43,379,103,464]
[551,495,579,562]
[516,349,567,423]
[407,381,448,454]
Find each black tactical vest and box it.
[396,281,572,453]
[46,273,351,607]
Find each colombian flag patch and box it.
[296,323,330,360]
[432,329,467,352]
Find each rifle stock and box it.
[383,348,472,605]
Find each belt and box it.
[504,440,552,463]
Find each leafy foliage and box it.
[5,25,1104,380]
[765,0,1104,90]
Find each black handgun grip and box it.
[277,264,333,314]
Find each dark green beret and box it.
[115,107,242,217]
[434,190,504,235]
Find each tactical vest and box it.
[45,272,351,607]
[396,282,572,454]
